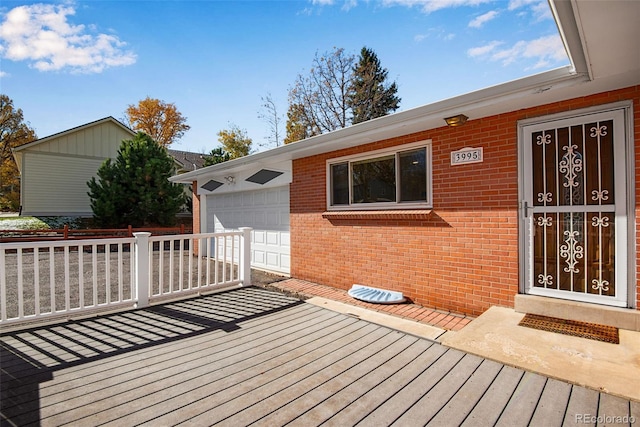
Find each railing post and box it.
[238,227,252,287]
[134,232,151,308]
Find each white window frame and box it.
[326,140,433,211]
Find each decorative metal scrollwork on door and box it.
[531,120,615,297]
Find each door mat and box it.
[518,313,619,344]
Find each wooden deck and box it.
[1,287,637,426]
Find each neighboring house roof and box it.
[12,116,135,154]
[171,0,640,184]
[168,149,207,172]
[11,116,136,172]
[12,116,205,172]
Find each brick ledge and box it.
[322,210,433,220]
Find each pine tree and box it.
[348,47,401,124]
[87,133,186,227]
[202,147,231,166]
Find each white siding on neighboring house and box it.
[21,152,106,216]
[25,122,129,158]
[14,118,135,216]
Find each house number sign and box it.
[451,147,483,165]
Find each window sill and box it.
[322,209,433,221]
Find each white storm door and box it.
[522,108,628,307]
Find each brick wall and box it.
[290,85,640,316]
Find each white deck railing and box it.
[0,228,252,326]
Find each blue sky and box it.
[0,0,569,154]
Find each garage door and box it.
[206,186,290,274]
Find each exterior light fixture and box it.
[224,176,235,184]
[444,114,468,127]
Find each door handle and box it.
[522,200,530,218]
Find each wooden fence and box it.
[0,224,192,243]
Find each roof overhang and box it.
[171,0,640,185]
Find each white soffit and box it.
[570,0,640,81]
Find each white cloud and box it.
[0,3,136,73]
[414,27,456,43]
[469,10,498,28]
[508,0,552,20]
[468,34,567,69]
[341,0,359,11]
[467,40,502,57]
[382,0,492,13]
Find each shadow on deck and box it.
[1,287,303,425]
[1,286,637,426]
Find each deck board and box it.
[286,339,434,426]
[495,371,548,426]
[322,342,447,427]
[528,378,573,426]
[42,308,347,424]
[563,385,600,426]
[355,348,466,426]
[182,327,401,426]
[597,393,632,426]
[100,315,374,426]
[0,286,634,427]
[256,334,423,426]
[393,353,485,425]
[426,358,504,426]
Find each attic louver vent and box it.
[201,180,224,191]
[246,169,283,185]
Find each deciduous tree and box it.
[258,93,283,148]
[217,124,252,159]
[283,103,314,144]
[285,47,355,143]
[125,97,190,147]
[87,133,186,227]
[348,47,401,124]
[0,95,37,211]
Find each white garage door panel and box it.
[207,186,290,274]
[254,230,266,244]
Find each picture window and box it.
[327,141,432,210]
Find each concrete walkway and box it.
[265,278,639,403]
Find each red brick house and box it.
[172,1,640,329]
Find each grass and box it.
[0,216,86,231]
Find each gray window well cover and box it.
[246,169,283,185]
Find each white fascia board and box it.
[548,0,592,78]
